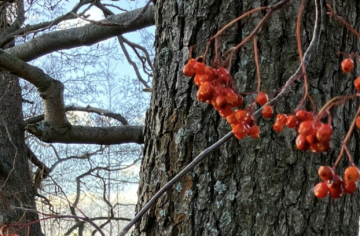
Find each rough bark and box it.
[134,1,360,236]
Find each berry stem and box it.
[254,37,261,93]
[333,105,360,168]
[294,0,316,113]
[209,7,268,41]
[327,4,360,39]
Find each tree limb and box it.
[0,46,144,145]
[6,5,155,61]
[25,105,129,125]
[26,125,144,144]
[0,0,95,47]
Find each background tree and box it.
[134,0,360,235]
[0,0,154,235]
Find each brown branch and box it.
[6,5,155,62]
[0,0,94,47]
[25,105,129,125]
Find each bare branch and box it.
[0,46,144,145]
[25,105,129,125]
[6,5,155,61]
[117,36,150,88]
[0,0,94,47]
[26,125,144,144]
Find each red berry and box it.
[249,124,260,138]
[225,88,240,107]
[218,106,233,118]
[193,62,206,75]
[215,95,227,109]
[354,77,360,91]
[197,82,214,102]
[183,59,196,77]
[329,185,343,199]
[276,114,287,123]
[331,174,343,187]
[306,132,318,144]
[286,115,298,128]
[235,110,248,122]
[316,124,332,143]
[318,166,334,181]
[296,110,313,122]
[314,182,329,199]
[295,135,310,151]
[217,68,232,85]
[226,112,238,126]
[262,105,273,118]
[273,120,285,133]
[232,123,248,140]
[344,166,360,182]
[256,92,268,106]
[316,142,330,152]
[341,58,354,73]
[298,120,314,137]
[343,181,357,194]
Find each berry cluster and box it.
[183,59,274,140]
[273,110,332,153]
[314,166,359,199]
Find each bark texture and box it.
[0,6,43,236]
[134,0,360,236]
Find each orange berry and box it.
[249,124,260,138]
[344,166,360,182]
[314,182,329,199]
[318,166,334,181]
[354,77,360,91]
[341,58,354,73]
[261,105,273,118]
[256,92,268,106]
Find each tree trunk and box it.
[0,8,43,236]
[135,0,360,235]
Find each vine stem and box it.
[118,0,321,235]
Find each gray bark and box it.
[134,0,360,236]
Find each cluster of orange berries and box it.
[314,166,359,199]
[183,59,274,140]
[273,110,332,152]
